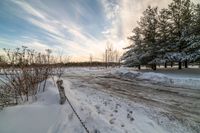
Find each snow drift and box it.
[113,68,200,90]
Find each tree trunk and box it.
[152,64,156,70]
[178,61,182,70]
[184,60,188,68]
[138,65,141,70]
[165,63,167,68]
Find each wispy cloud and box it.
[9,0,106,59]
[12,0,47,20]
[1,0,197,61]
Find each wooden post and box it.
[56,79,66,104]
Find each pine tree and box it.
[122,27,143,68]
[194,4,200,34]
[157,8,172,68]
[138,6,158,70]
[185,4,200,63]
[181,0,193,68]
[122,0,200,69]
[168,0,193,69]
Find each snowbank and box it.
[0,79,84,133]
[0,76,168,133]
[113,68,200,89]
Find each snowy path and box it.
[0,68,199,133]
[63,77,168,133]
[63,68,200,133]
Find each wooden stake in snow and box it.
[56,79,66,104]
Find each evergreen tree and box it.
[157,8,172,68]
[168,0,192,69]
[193,4,200,34]
[138,6,158,70]
[121,27,142,68]
[122,0,200,70]
[185,4,200,63]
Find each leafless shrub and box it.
[0,46,55,106]
[53,63,65,79]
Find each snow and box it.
[0,80,85,133]
[0,73,168,133]
[63,78,168,133]
[139,72,172,82]
[0,67,199,133]
[113,67,200,89]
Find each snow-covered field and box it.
[0,67,199,133]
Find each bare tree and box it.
[89,54,93,64]
[45,49,52,64]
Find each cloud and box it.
[9,0,107,60]
[27,18,65,38]
[12,0,46,20]
[3,0,197,61]
[119,0,171,38]
[101,0,124,51]
[25,0,171,59]
[25,40,50,51]
[100,0,180,51]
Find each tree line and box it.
[122,0,200,70]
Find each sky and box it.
[0,0,198,61]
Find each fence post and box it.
[56,79,66,104]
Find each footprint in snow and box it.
[115,103,121,109]
[121,124,125,127]
[127,111,134,122]
[109,118,116,124]
[94,129,101,133]
[95,105,102,114]
[114,109,118,113]
[103,101,108,106]
[68,113,73,120]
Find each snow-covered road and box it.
[0,68,199,133]
[63,68,200,133]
